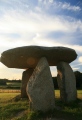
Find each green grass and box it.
[77,90,82,99]
[0,100,29,120]
[55,90,60,98]
[0,93,29,120]
[0,93,20,102]
[0,90,82,120]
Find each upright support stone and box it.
[21,68,34,98]
[26,57,55,112]
[57,62,77,102]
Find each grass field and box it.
[77,90,82,99]
[0,90,82,120]
[0,89,20,93]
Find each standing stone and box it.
[26,57,55,112]
[57,62,77,102]
[21,68,34,98]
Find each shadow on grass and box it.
[26,98,82,120]
[0,95,82,120]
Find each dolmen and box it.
[0,46,77,112]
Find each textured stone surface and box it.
[21,68,34,98]
[0,46,77,68]
[57,62,77,102]
[26,57,55,112]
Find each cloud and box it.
[0,11,69,34]
[33,33,82,53]
[0,8,82,34]
[0,0,82,79]
[50,66,57,77]
[78,56,82,63]
[38,0,81,12]
[71,63,82,67]
[0,0,82,42]
[0,5,81,54]
[60,2,81,11]
[71,63,82,71]
[70,58,82,72]
[72,67,80,71]
[0,62,23,79]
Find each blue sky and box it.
[0,0,82,79]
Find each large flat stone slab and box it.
[0,46,77,68]
[26,57,55,112]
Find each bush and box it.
[0,79,7,85]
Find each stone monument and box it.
[0,46,77,111]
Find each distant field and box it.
[0,89,20,93]
[77,90,82,99]
[0,82,21,89]
[55,90,82,99]
[7,82,21,87]
[0,89,82,99]
[0,90,82,101]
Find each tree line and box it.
[0,79,21,85]
[0,71,82,89]
[53,71,82,89]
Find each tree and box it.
[0,79,7,85]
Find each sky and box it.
[0,0,82,80]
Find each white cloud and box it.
[0,8,82,57]
[0,0,82,79]
[71,63,82,71]
[0,12,67,33]
[78,56,82,63]
[50,66,57,77]
[0,65,23,80]
[0,9,82,35]
[32,33,82,53]
[38,0,81,11]
[61,2,81,11]
[0,7,81,54]
[71,63,82,67]
[72,67,80,71]
[49,0,53,3]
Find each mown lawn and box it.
[0,90,82,120]
[77,90,82,99]
[0,93,20,102]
